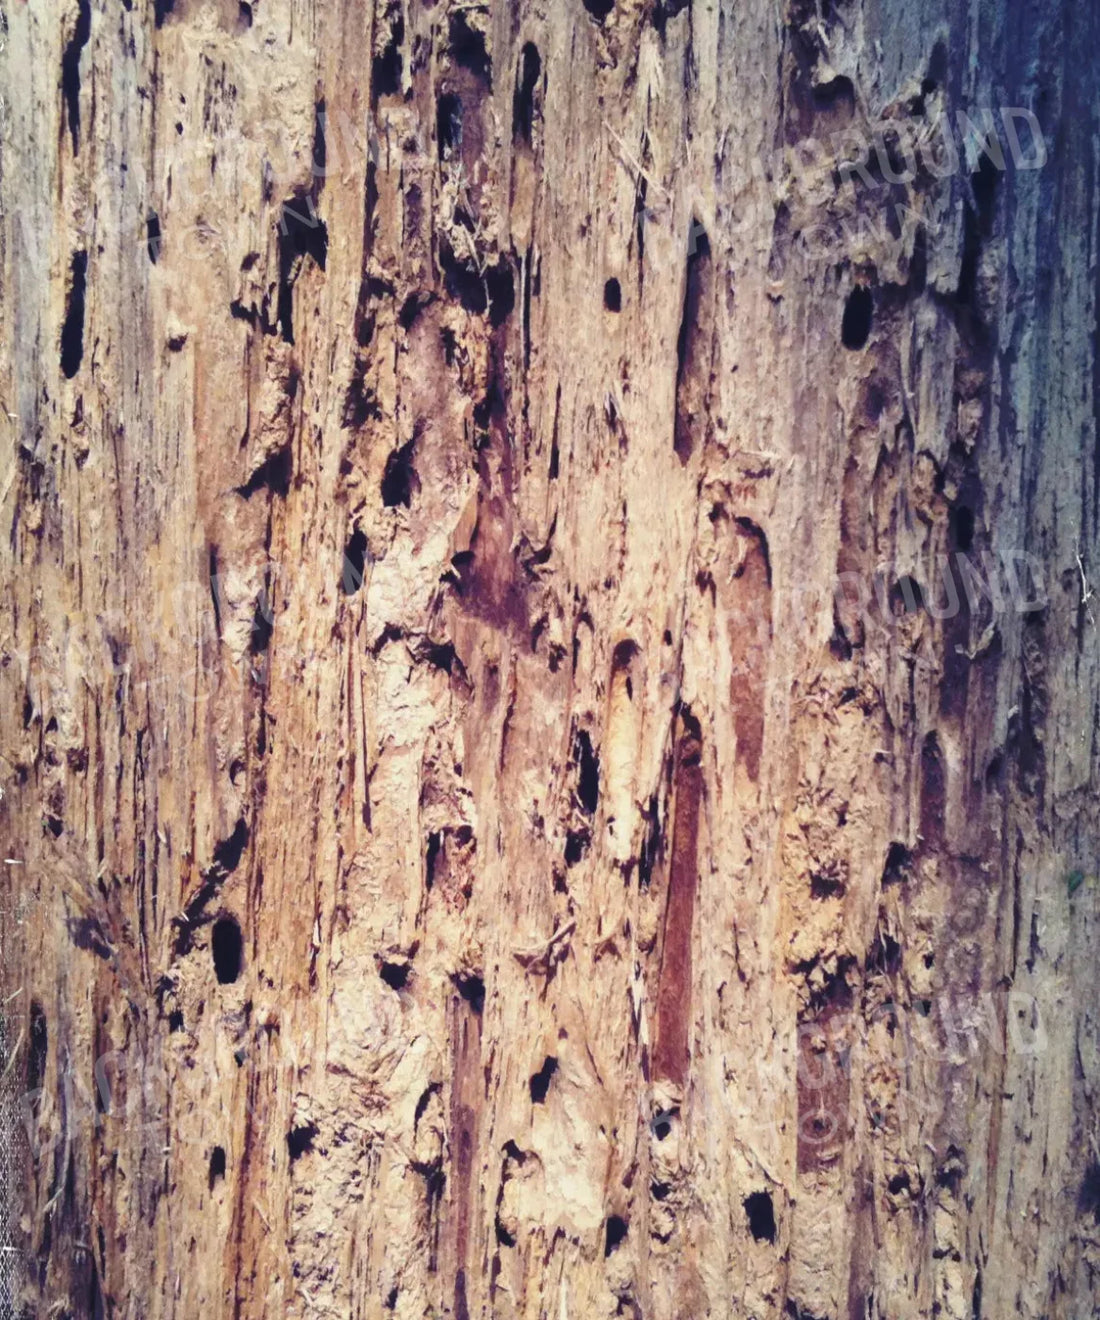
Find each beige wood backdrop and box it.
[1,0,1099,1316]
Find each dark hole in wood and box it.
[342,528,368,594]
[398,293,424,330]
[925,39,947,95]
[414,1084,439,1127]
[427,642,458,674]
[453,971,485,1015]
[957,156,1000,311]
[236,444,292,499]
[675,221,710,376]
[564,827,590,867]
[212,818,249,876]
[582,0,614,21]
[426,831,441,889]
[814,74,854,114]
[919,734,946,847]
[1078,1161,1100,1222]
[651,1180,669,1200]
[211,915,243,984]
[341,364,381,428]
[380,960,409,991]
[87,1256,104,1320]
[419,1162,445,1204]
[637,795,660,889]
[27,1002,47,1094]
[529,1055,558,1103]
[385,1287,398,1310]
[806,956,856,1014]
[440,247,515,326]
[437,92,462,157]
[828,604,854,659]
[868,929,902,975]
[743,1190,776,1243]
[674,219,710,460]
[882,841,911,885]
[574,729,600,814]
[91,1055,108,1116]
[311,97,326,188]
[276,195,328,343]
[381,439,416,507]
[146,212,162,264]
[810,870,844,900]
[485,261,515,327]
[604,277,622,312]
[449,10,491,83]
[652,0,689,35]
[286,1122,319,1162]
[604,1214,628,1255]
[168,1010,184,1032]
[372,15,403,98]
[887,1171,910,1195]
[61,0,91,152]
[513,42,541,142]
[841,284,873,349]
[208,1146,226,1189]
[238,1,252,26]
[249,591,273,654]
[60,250,88,379]
[889,575,924,615]
[473,379,501,432]
[612,638,638,671]
[934,1147,965,1190]
[950,504,975,551]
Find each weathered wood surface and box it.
[2,0,1099,1316]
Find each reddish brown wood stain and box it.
[919,732,946,849]
[448,991,481,1316]
[796,1003,850,1174]
[653,716,703,1086]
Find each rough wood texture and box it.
[2,0,1099,1316]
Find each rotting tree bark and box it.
[2,0,1100,1317]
